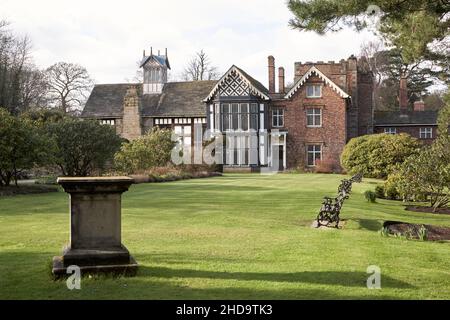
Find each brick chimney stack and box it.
[399,77,408,111]
[413,100,425,111]
[268,56,275,93]
[278,67,285,94]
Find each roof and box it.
[204,65,270,102]
[142,80,217,117]
[374,110,438,126]
[82,83,132,118]
[139,54,171,69]
[81,80,217,118]
[285,66,350,99]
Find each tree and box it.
[114,128,176,174]
[359,42,447,110]
[0,108,49,186]
[46,119,122,176]
[181,50,220,81]
[388,93,450,209]
[45,62,94,114]
[340,133,421,179]
[287,1,449,89]
[0,21,46,115]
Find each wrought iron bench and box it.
[316,173,363,228]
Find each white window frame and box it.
[100,119,115,125]
[272,108,284,128]
[419,127,432,139]
[306,108,322,127]
[306,85,322,98]
[384,127,396,134]
[306,144,322,167]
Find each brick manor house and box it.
[82,48,439,171]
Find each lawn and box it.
[0,173,449,299]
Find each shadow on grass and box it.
[0,251,415,299]
[138,266,414,289]
[356,219,383,232]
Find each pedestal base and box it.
[52,244,138,277]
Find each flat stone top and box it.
[57,176,133,184]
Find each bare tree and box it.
[0,20,40,114]
[45,62,94,114]
[358,40,387,87]
[181,50,219,81]
[20,66,48,110]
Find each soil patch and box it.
[405,205,450,215]
[383,221,450,241]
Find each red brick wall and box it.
[373,126,437,144]
[271,76,347,170]
[357,72,374,135]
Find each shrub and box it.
[394,143,449,209]
[375,185,385,199]
[340,133,420,179]
[46,119,123,176]
[0,108,51,186]
[384,172,402,200]
[364,190,377,203]
[114,128,176,174]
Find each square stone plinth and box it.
[52,176,137,276]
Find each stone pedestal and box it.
[52,177,138,276]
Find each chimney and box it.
[399,77,408,111]
[278,67,285,94]
[413,100,425,111]
[143,49,146,57]
[268,55,275,93]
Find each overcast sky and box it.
[2,0,376,89]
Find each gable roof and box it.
[204,65,270,102]
[374,110,438,126]
[81,80,217,118]
[284,66,350,99]
[139,54,171,69]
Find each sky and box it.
[1,0,377,89]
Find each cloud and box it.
[1,0,375,87]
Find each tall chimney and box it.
[278,67,285,94]
[268,56,275,93]
[413,100,425,111]
[399,77,408,111]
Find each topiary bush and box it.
[340,133,420,179]
[364,190,377,203]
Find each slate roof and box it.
[141,80,217,117]
[139,54,170,69]
[82,83,131,118]
[374,110,438,126]
[81,80,217,118]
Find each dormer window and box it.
[306,85,322,98]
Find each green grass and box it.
[0,173,449,299]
